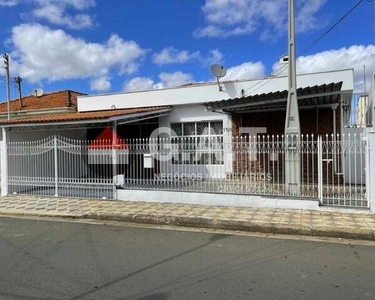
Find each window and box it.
[170,121,224,165]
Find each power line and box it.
[21,80,35,96]
[299,0,370,57]
[243,0,369,97]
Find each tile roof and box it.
[0,106,170,126]
[0,90,85,113]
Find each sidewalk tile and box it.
[0,195,374,240]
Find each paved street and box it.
[0,216,374,300]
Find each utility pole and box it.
[15,76,23,108]
[3,54,11,120]
[284,0,301,195]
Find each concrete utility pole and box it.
[3,54,11,120]
[284,0,301,194]
[15,76,23,108]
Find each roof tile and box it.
[0,90,85,113]
[0,106,170,125]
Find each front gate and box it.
[320,134,368,207]
[7,136,114,199]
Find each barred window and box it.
[170,121,224,165]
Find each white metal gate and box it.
[320,134,367,207]
[7,136,114,199]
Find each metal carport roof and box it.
[204,82,343,113]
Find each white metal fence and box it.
[120,134,368,207]
[5,133,368,207]
[7,136,115,199]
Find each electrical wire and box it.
[242,0,369,97]
[21,81,35,96]
[299,0,368,57]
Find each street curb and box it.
[0,210,85,219]
[85,212,375,241]
[1,209,374,241]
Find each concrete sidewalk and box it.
[0,195,375,241]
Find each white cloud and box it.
[32,0,96,29]
[152,47,200,65]
[0,0,96,29]
[90,76,111,92]
[273,45,375,92]
[157,72,193,88]
[194,0,327,39]
[124,77,155,92]
[124,72,194,92]
[206,49,223,65]
[152,47,223,66]
[0,0,19,6]
[37,0,96,10]
[223,61,266,81]
[32,4,93,30]
[10,23,146,83]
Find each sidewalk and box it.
[0,195,375,241]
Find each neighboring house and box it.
[0,69,371,210]
[0,90,83,118]
[0,89,170,142]
[0,90,86,141]
[356,95,370,128]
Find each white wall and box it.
[117,189,320,210]
[158,104,233,178]
[78,69,354,112]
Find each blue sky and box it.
[0,0,374,102]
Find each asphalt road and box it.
[0,216,374,300]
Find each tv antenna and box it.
[210,64,226,91]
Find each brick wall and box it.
[234,107,340,137]
[230,107,341,184]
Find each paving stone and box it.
[1,195,375,240]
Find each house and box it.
[0,69,371,210]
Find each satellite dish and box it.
[33,88,44,97]
[210,64,226,91]
[210,64,227,78]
